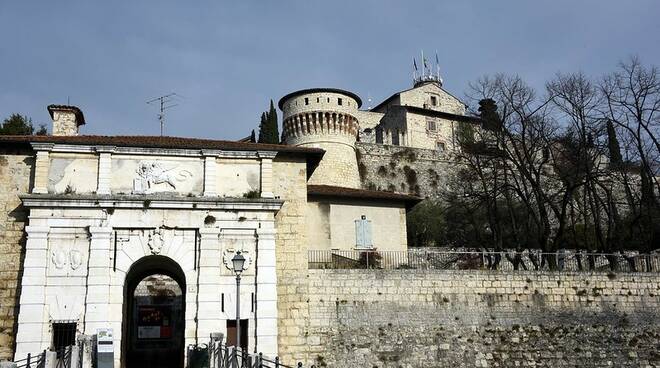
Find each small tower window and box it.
[304,98,309,105]
[427,120,437,131]
[430,96,438,106]
[437,142,446,152]
[338,98,343,106]
[327,98,330,103]
[317,97,320,103]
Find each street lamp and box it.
[231,251,246,352]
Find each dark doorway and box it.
[122,256,186,368]
[226,319,248,351]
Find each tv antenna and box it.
[146,93,182,136]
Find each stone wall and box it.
[272,156,310,362]
[306,269,660,367]
[356,142,462,197]
[0,149,33,360]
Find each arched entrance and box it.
[122,256,186,368]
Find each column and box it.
[196,228,223,339]
[255,226,278,357]
[96,147,113,195]
[203,154,218,196]
[14,226,50,359]
[258,152,276,199]
[84,227,113,334]
[31,144,52,194]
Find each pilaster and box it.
[258,152,276,199]
[203,154,218,197]
[95,147,114,195]
[14,226,50,359]
[83,226,113,334]
[31,144,53,194]
[196,227,222,338]
[255,226,278,357]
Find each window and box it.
[52,321,77,352]
[355,215,373,249]
[316,97,320,103]
[304,98,309,105]
[430,96,437,106]
[427,120,437,131]
[338,98,343,106]
[436,142,446,152]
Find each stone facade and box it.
[0,149,33,360]
[280,89,362,189]
[306,269,660,367]
[0,136,322,367]
[356,142,461,197]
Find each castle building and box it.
[0,94,419,367]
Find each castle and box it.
[1,71,659,368]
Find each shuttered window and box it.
[355,215,373,249]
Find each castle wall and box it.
[0,150,33,360]
[306,269,660,368]
[356,142,460,197]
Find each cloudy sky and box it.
[1,1,659,139]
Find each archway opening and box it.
[122,256,186,368]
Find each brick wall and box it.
[306,269,660,367]
[0,150,33,360]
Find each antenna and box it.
[146,93,182,136]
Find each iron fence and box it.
[308,249,660,272]
[189,340,309,368]
[13,351,45,368]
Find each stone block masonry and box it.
[306,269,660,367]
[356,142,461,197]
[0,152,33,360]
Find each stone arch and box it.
[121,255,186,368]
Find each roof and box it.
[0,134,322,154]
[307,185,421,209]
[47,105,86,125]
[278,88,362,109]
[0,134,325,179]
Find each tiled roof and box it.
[0,135,324,155]
[307,184,421,207]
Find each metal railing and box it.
[189,339,309,368]
[308,249,660,272]
[12,351,45,368]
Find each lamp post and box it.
[231,251,246,352]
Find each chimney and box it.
[47,105,85,136]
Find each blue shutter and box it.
[355,218,373,249]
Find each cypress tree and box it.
[266,99,280,144]
[257,100,280,144]
[257,112,268,143]
[606,120,623,167]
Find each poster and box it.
[137,305,172,339]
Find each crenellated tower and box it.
[279,88,362,188]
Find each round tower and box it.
[279,88,362,188]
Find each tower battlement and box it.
[279,88,362,188]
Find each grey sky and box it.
[1,1,659,139]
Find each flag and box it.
[413,58,418,71]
